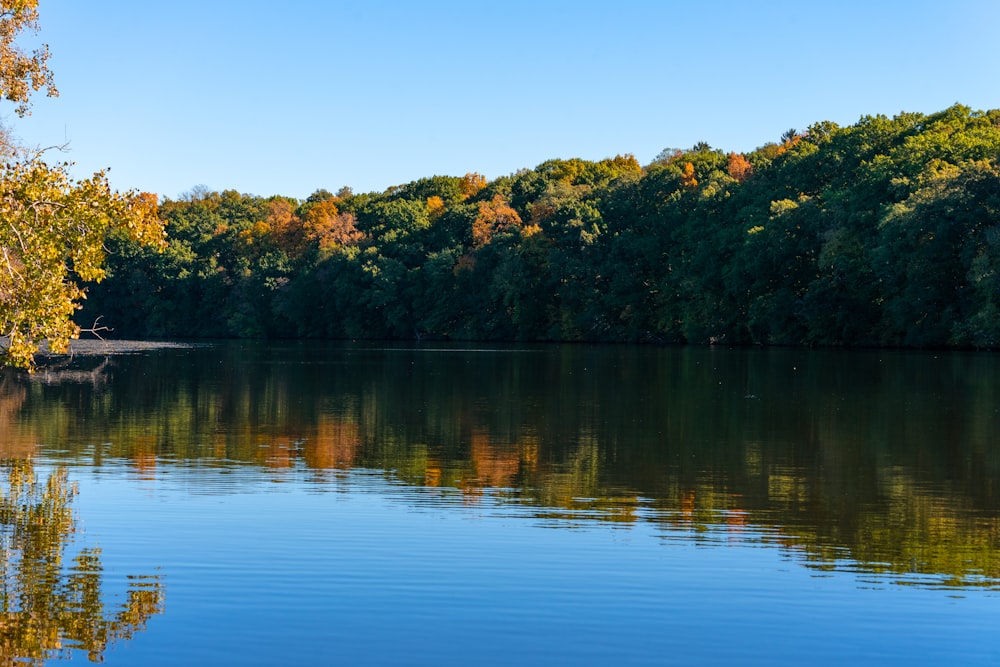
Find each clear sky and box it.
[10,0,1000,201]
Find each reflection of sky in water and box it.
[56,460,1000,667]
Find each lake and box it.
[1,341,998,665]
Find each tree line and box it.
[81,104,1000,349]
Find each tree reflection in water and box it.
[11,342,1000,591]
[0,459,163,665]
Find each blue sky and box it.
[10,0,1000,200]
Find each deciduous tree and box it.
[460,172,487,199]
[303,198,363,251]
[680,162,698,188]
[727,152,753,182]
[0,160,162,369]
[0,0,165,370]
[0,0,56,116]
[471,194,521,247]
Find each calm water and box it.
[1,341,998,665]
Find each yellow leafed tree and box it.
[0,161,163,369]
[459,172,487,199]
[426,195,445,219]
[680,161,699,188]
[0,0,165,371]
[0,0,56,116]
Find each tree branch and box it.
[79,316,113,341]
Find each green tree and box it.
[876,160,997,346]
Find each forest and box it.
[80,104,1000,349]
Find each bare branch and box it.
[1,245,23,282]
[29,142,71,160]
[79,316,113,341]
[6,221,27,252]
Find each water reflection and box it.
[6,342,1000,590]
[0,459,164,664]
[0,374,37,460]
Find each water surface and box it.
[1,342,998,665]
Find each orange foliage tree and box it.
[727,152,753,182]
[471,194,522,247]
[265,199,309,257]
[302,199,363,251]
[460,172,488,199]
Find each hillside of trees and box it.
[80,104,1000,349]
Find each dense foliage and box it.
[83,105,1000,349]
